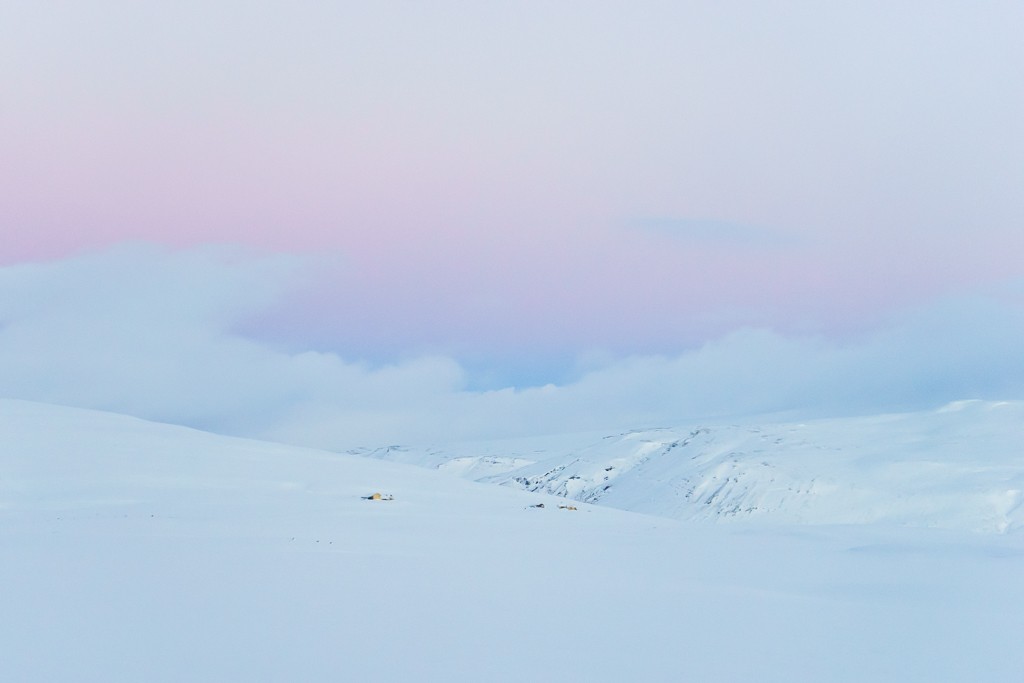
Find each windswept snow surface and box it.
[2,399,1023,682]
[354,401,1024,533]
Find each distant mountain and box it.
[352,400,1024,533]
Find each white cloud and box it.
[1,245,1022,448]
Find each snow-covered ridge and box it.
[353,400,1024,533]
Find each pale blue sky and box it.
[1,2,1022,435]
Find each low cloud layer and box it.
[1,245,1022,448]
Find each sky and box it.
[1,2,1023,445]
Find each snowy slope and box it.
[3,399,1024,682]
[353,400,1024,533]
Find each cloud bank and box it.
[1,245,1022,448]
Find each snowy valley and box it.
[2,398,1023,682]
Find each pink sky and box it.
[2,1,1022,365]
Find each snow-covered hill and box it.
[3,398,1023,682]
[353,400,1024,533]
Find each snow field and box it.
[2,399,1023,682]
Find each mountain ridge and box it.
[352,400,1024,533]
